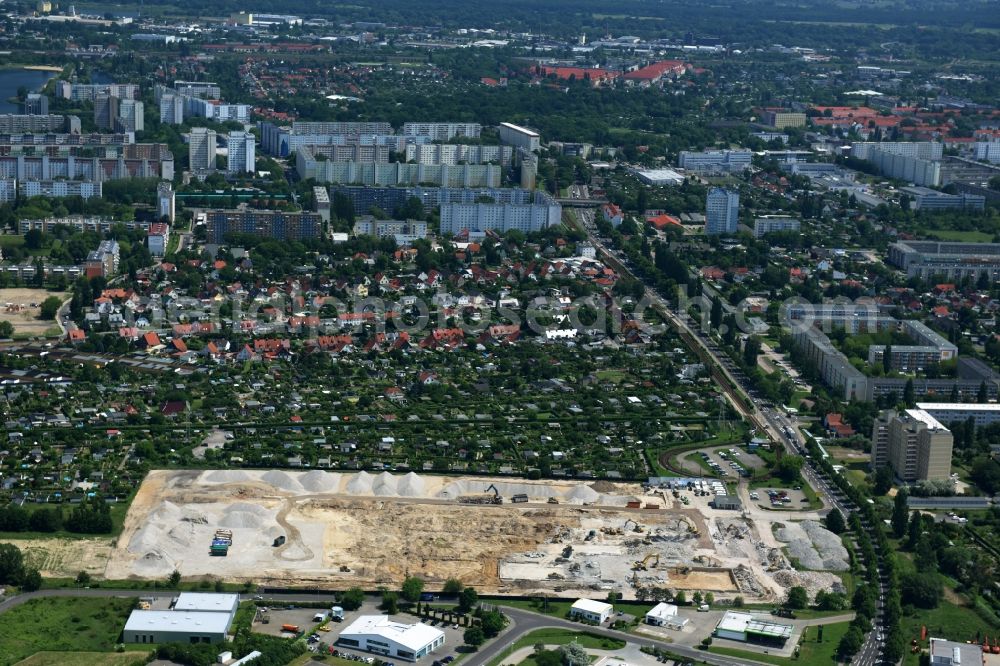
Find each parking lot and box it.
[751,486,809,508]
[253,597,466,663]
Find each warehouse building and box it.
[569,599,613,623]
[714,611,792,646]
[337,616,445,661]
[122,592,239,645]
[645,603,687,629]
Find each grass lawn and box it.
[13,652,150,666]
[0,597,137,666]
[899,599,1000,666]
[498,598,654,619]
[487,628,626,666]
[709,621,849,665]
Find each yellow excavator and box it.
[633,553,659,571]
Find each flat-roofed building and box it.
[570,599,613,623]
[337,616,444,662]
[714,611,792,645]
[124,610,231,645]
[498,122,540,152]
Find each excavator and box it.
[623,519,643,533]
[486,484,503,505]
[633,553,659,571]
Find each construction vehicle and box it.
[273,535,286,547]
[623,519,643,533]
[511,493,529,503]
[547,497,559,504]
[633,553,659,571]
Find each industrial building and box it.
[872,409,954,482]
[888,240,1000,281]
[569,599,613,623]
[901,186,984,211]
[632,168,685,186]
[337,616,445,662]
[645,603,687,628]
[678,149,752,174]
[929,636,984,665]
[714,611,792,646]
[123,594,238,646]
[498,122,541,152]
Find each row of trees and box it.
[0,543,42,591]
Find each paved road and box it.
[568,207,887,664]
[466,607,779,666]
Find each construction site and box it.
[104,470,846,602]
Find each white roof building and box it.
[569,598,614,623]
[338,615,445,662]
[173,592,240,614]
[644,602,681,626]
[123,610,232,645]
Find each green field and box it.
[710,621,850,665]
[0,597,138,666]
[900,599,1000,666]
[487,628,626,666]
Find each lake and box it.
[0,69,57,113]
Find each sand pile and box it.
[346,471,374,494]
[567,485,600,503]
[300,470,341,493]
[204,470,253,484]
[397,472,425,497]
[261,470,303,493]
[373,472,398,496]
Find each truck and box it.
[273,535,286,547]
[331,606,345,621]
[281,624,300,633]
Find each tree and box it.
[692,591,703,605]
[903,378,915,407]
[837,625,864,659]
[560,641,589,666]
[463,626,485,648]
[883,344,892,373]
[21,568,42,592]
[900,571,941,609]
[340,587,365,610]
[824,508,846,535]
[75,571,91,585]
[873,466,893,495]
[24,228,44,250]
[401,576,424,603]
[710,298,723,331]
[443,578,463,596]
[674,590,687,605]
[0,321,12,338]
[39,296,62,321]
[892,489,909,538]
[732,596,744,608]
[168,569,181,588]
[704,592,714,605]
[785,586,809,610]
[0,543,24,584]
[381,590,399,615]
[773,455,804,483]
[480,610,506,637]
[458,586,479,613]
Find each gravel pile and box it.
[203,470,253,484]
[261,470,303,492]
[397,472,425,497]
[776,521,849,571]
[346,471,374,494]
[300,470,341,493]
[373,472,398,496]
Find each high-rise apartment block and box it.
[705,188,739,235]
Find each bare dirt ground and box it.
[102,470,845,603]
[0,288,66,335]
[7,537,114,577]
